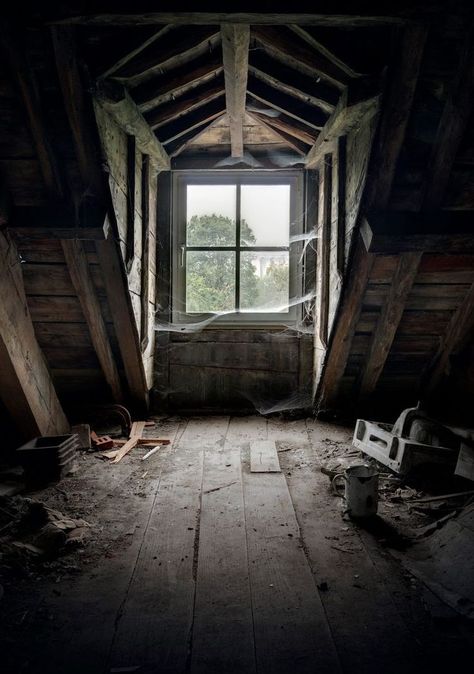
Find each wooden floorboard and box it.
[108,422,206,674]
[241,422,341,674]
[284,419,425,674]
[250,439,281,472]
[191,424,256,673]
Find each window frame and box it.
[172,170,304,327]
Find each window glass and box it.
[186,251,235,313]
[240,251,289,312]
[240,185,290,247]
[186,185,236,246]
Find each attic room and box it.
[1,3,474,673]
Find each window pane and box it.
[187,185,236,246]
[240,185,290,246]
[240,251,289,313]
[186,251,235,313]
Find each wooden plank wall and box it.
[313,113,377,386]
[155,330,312,412]
[94,104,157,387]
[338,254,474,405]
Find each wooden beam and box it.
[365,23,427,209]
[94,80,170,170]
[10,225,109,242]
[319,154,332,346]
[221,24,250,157]
[144,77,224,129]
[62,239,123,402]
[159,96,226,145]
[134,50,223,112]
[305,76,380,168]
[247,75,329,130]
[50,25,105,198]
[247,111,309,155]
[51,10,406,29]
[0,231,69,439]
[98,25,172,78]
[423,281,474,395]
[246,97,318,146]
[111,26,220,83]
[96,230,149,410]
[422,30,474,210]
[248,52,338,114]
[289,25,361,78]
[1,25,63,198]
[165,118,225,158]
[315,239,374,409]
[361,211,474,253]
[252,26,351,90]
[358,252,422,397]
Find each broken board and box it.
[250,440,281,473]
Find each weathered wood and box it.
[361,212,474,253]
[422,30,474,209]
[1,25,63,197]
[160,96,226,145]
[319,153,332,346]
[51,10,408,28]
[246,111,309,155]
[250,440,281,472]
[10,224,109,241]
[98,24,172,78]
[134,49,223,111]
[94,80,170,169]
[144,77,224,129]
[247,76,329,131]
[61,239,123,402]
[246,98,317,146]
[96,232,149,409]
[423,281,474,395]
[253,25,351,89]
[242,452,341,673]
[305,76,380,168]
[365,23,427,209]
[50,25,104,198]
[248,51,338,113]
[336,135,347,275]
[192,445,256,673]
[0,231,69,439]
[112,25,220,83]
[316,240,374,409]
[112,420,146,462]
[221,24,249,157]
[359,252,422,397]
[289,25,361,78]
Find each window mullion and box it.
[235,183,241,312]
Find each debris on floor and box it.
[0,496,90,565]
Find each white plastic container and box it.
[332,464,379,518]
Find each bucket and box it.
[332,464,379,518]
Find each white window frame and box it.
[172,170,304,326]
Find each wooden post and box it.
[221,24,249,157]
[0,231,69,439]
[61,239,123,402]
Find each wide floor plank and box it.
[242,456,341,673]
[191,441,256,673]
[250,439,281,472]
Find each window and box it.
[173,171,303,325]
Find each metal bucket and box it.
[332,464,379,518]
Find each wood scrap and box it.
[113,438,171,446]
[112,421,146,463]
[411,490,474,504]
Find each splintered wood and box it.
[250,440,281,472]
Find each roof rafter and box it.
[97,24,172,79]
[144,77,225,129]
[111,26,220,84]
[252,26,352,89]
[159,96,226,144]
[246,97,318,145]
[133,49,223,111]
[289,25,362,78]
